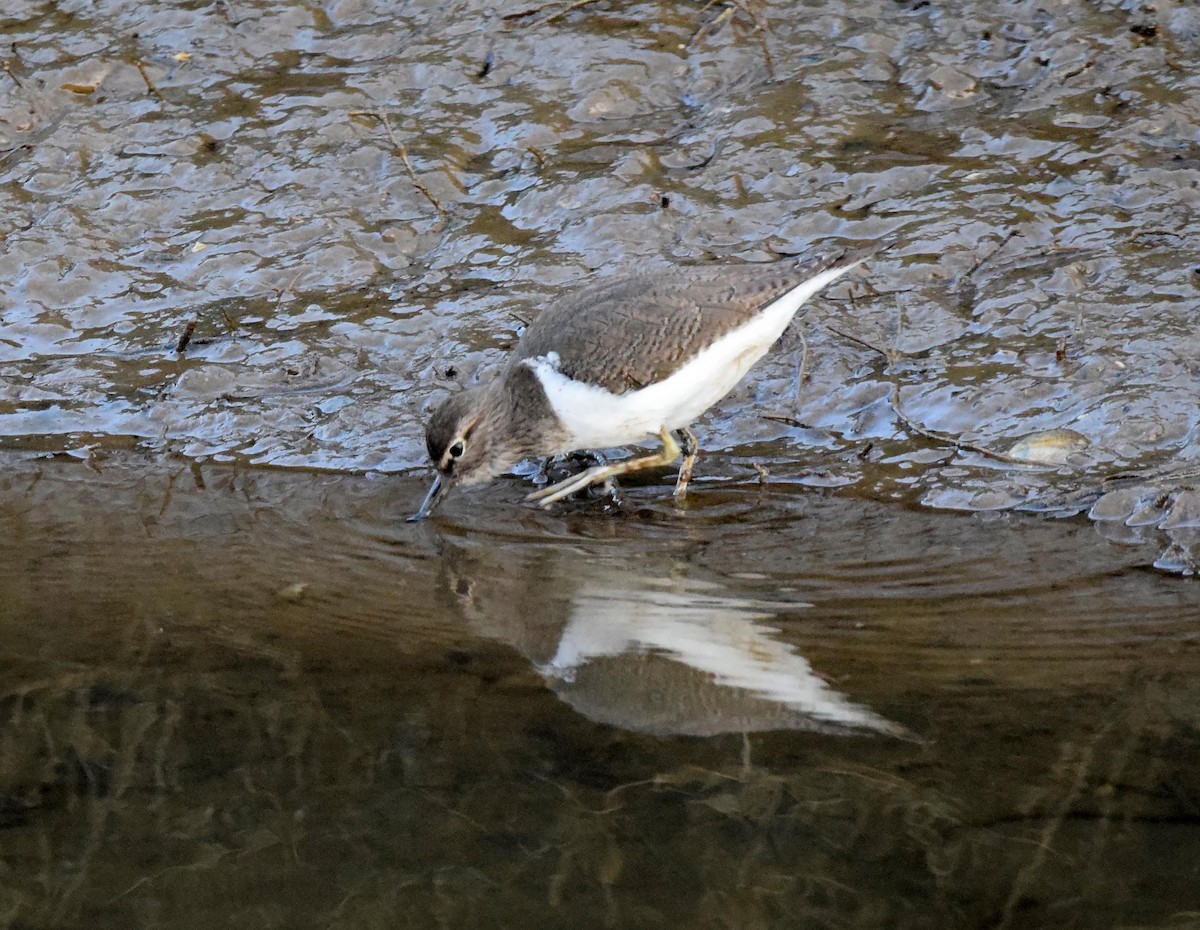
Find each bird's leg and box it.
[525,428,682,507]
[672,426,699,498]
[535,449,606,487]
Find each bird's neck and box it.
[488,363,568,461]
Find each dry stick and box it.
[135,60,165,101]
[2,63,23,88]
[174,317,198,354]
[505,0,775,79]
[542,0,609,24]
[723,0,775,80]
[688,0,775,80]
[350,109,447,219]
[689,4,734,47]
[789,328,812,415]
[823,323,1036,467]
[760,329,817,430]
[526,145,549,169]
[963,229,1018,280]
[500,0,600,21]
[1056,305,1084,361]
[274,269,305,308]
[500,1,556,20]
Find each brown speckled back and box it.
[507,254,842,394]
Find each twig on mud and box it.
[824,323,1036,467]
[824,323,901,366]
[796,329,811,387]
[964,229,1018,280]
[760,414,822,434]
[776,328,815,425]
[504,0,776,79]
[274,269,305,307]
[501,0,605,22]
[542,0,609,24]
[689,4,734,47]
[1055,305,1084,362]
[725,0,775,80]
[350,109,447,220]
[526,145,549,170]
[689,0,775,81]
[135,60,165,101]
[174,317,198,354]
[953,230,1016,310]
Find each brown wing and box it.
[508,254,844,394]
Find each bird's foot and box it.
[526,427,682,509]
[525,462,623,506]
[672,426,698,499]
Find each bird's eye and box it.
[448,441,466,458]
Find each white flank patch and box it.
[527,258,864,450]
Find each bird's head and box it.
[408,385,524,521]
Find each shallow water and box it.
[1,0,1199,926]
[1,456,1198,929]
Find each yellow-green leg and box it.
[525,427,682,507]
[673,426,698,498]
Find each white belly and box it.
[526,261,856,450]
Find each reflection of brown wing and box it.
[551,652,886,738]
[509,254,842,394]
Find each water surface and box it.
[1,456,1197,928]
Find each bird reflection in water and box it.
[444,545,906,739]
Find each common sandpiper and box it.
[410,250,876,520]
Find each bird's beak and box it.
[407,474,448,522]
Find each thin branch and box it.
[350,109,447,220]
[964,229,1017,279]
[782,327,814,421]
[824,323,900,365]
[174,318,198,354]
[824,323,1039,467]
[542,0,608,24]
[505,0,775,79]
[501,0,605,21]
[274,269,305,307]
[135,60,165,101]
[689,4,734,48]
[761,414,818,430]
[1056,305,1084,362]
[526,145,548,169]
[688,0,774,79]
[723,0,775,80]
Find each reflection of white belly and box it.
[527,261,856,450]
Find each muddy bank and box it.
[1,0,1198,569]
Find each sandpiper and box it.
[409,250,875,521]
